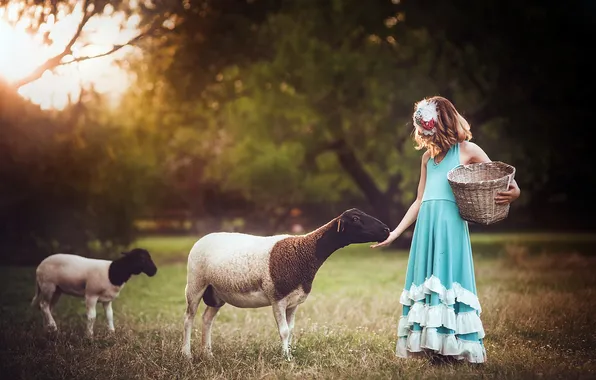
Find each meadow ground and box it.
[1,233,596,380]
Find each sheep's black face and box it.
[338,208,390,244]
[123,248,158,277]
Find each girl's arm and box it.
[462,141,521,204]
[371,152,429,248]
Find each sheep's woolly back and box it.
[35,254,120,300]
[187,232,291,299]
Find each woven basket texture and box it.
[447,161,516,225]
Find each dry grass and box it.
[1,238,596,379]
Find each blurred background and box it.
[1,0,594,265]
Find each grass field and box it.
[1,233,596,379]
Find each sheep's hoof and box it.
[283,352,293,362]
[182,349,192,360]
[45,326,58,337]
[203,351,214,360]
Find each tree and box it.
[133,0,541,238]
[145,0,433,231]
[0,79,161,264]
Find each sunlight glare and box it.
[0,3,141,110]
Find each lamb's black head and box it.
[337,208,390,244]
[121,248,157,277]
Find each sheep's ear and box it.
[336,218,344,232]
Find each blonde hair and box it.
[412,96,472,158]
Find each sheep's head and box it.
[336,208,390,244]
[121,248,158,277]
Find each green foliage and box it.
[151,0,446,226]
[148,0,593,228]
[0,82,160,264]
[2,0,592,258]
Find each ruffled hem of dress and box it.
[399,275,482,313]
[397,303,485,338]
[396,329,487,363]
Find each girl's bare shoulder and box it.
[422,150,431,165]
[460,141,490,163]
[460,140,480,152]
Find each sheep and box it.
[181,208,390,360]
[31,248,157,337]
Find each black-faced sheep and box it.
[182,208,390,359]
[32,248,157,337]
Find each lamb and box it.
[181,208,390,359]
[31,248,157,337]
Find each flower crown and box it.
[414,99,438,135]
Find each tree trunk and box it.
[333,140,411,249]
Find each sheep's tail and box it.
[31,281,41,308]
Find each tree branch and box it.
[12,0,94,89]
[63,0,93,57]
[63,33,148,65]
[301,139,344,171]
[11,2,167,90]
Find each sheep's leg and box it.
[85,295,98,338]
[102,301,115,333]
[271,301,292,360]
[40,300,57,332]
[31,282,41,309]
[39,283,58,332]
[49,288,61,313]
[182,283,207,359]
[286,306,298,348]
[201,306,221,357]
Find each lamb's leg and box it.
[201,306,221,357]
[38,283,58,332]
[49,288,61,313]
[182,283,207,359]
[31,282,41,308]
[85,295,98,338]
[271,301,292,360]
[40,300,57,332]
[102,301,115,333]
[286,306,298,348]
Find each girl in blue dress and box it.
[371,96,520,363]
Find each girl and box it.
[371,96,520,363]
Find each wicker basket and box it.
[447,161,516,225]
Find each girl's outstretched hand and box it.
[370,230,400,248]
[495,182,521,205]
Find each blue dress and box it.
[396,143,486,363]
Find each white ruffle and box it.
[404,303,457,332]
[397,277,486,363]
[396,330,487,363]
[397,305,485,339]
[399,275,482,313]
[457,311,485,337]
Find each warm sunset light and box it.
[0,1,591,378]
[0,2,140,110]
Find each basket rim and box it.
[447,161,515,185]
